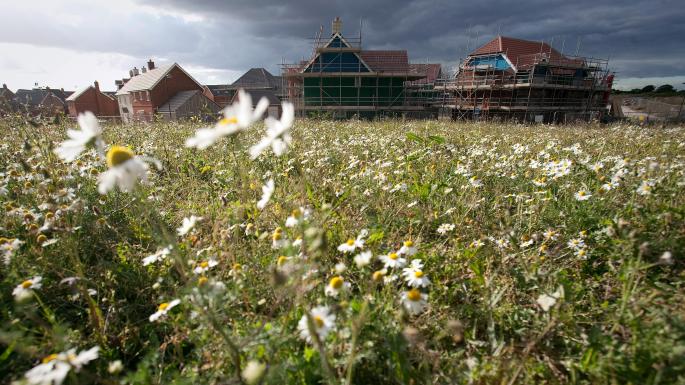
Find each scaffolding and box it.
[434,47,613,123]
[281,21,439,119]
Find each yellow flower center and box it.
[37,234,47,244]
[272,232,282,241]
[106,145,134,167]
[414,271,424,278]
[28,223,39,231]
[313,315,325,328]
[329,276,344,289]
[198,276,208,286]
[158,302,169,311]
[21,280,33,289]
[404,240,414,248]
[42,354,58,364]
[291,208,301,218]
[407,289,422,302]
[346,239,355,246]
[277,256,288,266]
[219,116,238,126]
[578,191,586,196]
[200,261,209,268]
[233,263,242,271]
[372,270,385,282]
[389,253,398,260]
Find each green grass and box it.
[1,115,684,384]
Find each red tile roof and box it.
[471,36,567,68]
[360,50,409,72]
[408,64,442,84]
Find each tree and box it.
[641,85,655,93]
[655,84,675,93]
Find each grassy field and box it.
[1,114,684,384]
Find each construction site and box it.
[282,18,614,123]
[281,17,442,119]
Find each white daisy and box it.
[97,146,160,194]
[249,101,294,159]
[297,305,335,343]
[178,215,202,236]
[324,276,350,298]
[437,223,455,235]
[193,258,219,274]
[536,287,564,312]
[256,179,274,210]
[25,346,99,385]
[185,89,269,149]
[285,207,311,227]
[402,262,431,288]
[13,276,42,301]
[353,250,373,268]
[398,240,417,256]
[574,189,592,201]
[54,111,104,162]
[2,238,23,265]
[142,245,172,266]
[379,252,406,269]
[149,299,181,322]
[401,289,428,315]
[337,231,367,253]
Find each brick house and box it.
[13,87,70,116]
[115,60,216,122]
[66,81,119,118]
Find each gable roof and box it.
[115,63,202,96]
[471,36,567,69]
[66,86,91,101]
[14,89,67,106]
[229,68,281,89]
[206,84,234,97]
[359,51,409,72]
[408,63,442,84]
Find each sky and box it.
[1,0,683,91]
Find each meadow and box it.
[1,106,684,384]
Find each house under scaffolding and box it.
[281,17,441,119]
[435,36,614,123]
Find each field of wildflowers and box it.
[1,94,684,384]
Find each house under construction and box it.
[436,36,613,123]
[282,17,440,119]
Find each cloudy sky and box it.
[1,0,683,91]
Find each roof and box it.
[158,90,200,112]
[229,68,281,89]
[359,51,409,72]
[14,89,67,106]
[206,84,234,97]
[233,89,280,106]
[470,36,567,68]
[66,86,91,101]
[115,63,203,96]
[408,64,442,84]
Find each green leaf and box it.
[428,135,446,144]
[304,346,317,362]
[406,132,425,144]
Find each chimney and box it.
[2,83,7,90]
[132,67,139,76]
[129,70,134,78]
[332,17,342,35]
[141,66,147,73]
[94,81,100,91]
[147,59,155,70]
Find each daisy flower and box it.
[13,276,42,301]
[249,101,294,159]
[536,287,564,312]
[297,305,335,343]
[574,189,592,201]
[379,252,406,269]
[178,215,202,236]
[353,250,373,268]
[142,245,172,266]
[193,258,219,274]
[401,288,428,315]
[337,230,367,253]
[324,276,350,297]
[149,299,181,322]
[398,240,417,256]
[1,238,23,265]
[24,346,99,385]
[97,145,160,194]
[272,227,289,249]
[636,180,654,196]
[285,207,310,227]
[437,223,455,235]
[402,263,431,288]
[256,179,274,210]
[185,89,269,149]
[54,111,104,162]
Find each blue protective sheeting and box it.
[469,55,510,70]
